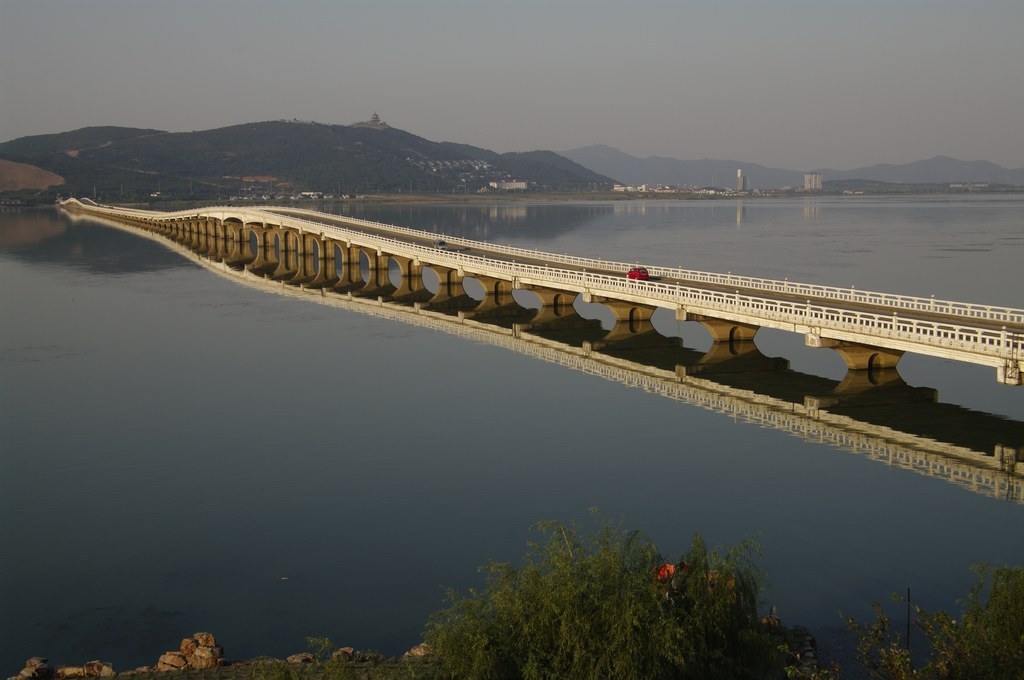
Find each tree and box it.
[849,564,1024,679]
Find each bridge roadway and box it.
[62,199,1024,385]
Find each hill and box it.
[819,155,1024,185]
[0,120,614,200]
[561,145,1024,189]
[560,145,804,189]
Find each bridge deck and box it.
[61,200,1024,385]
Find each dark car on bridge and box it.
[627,266,650,280]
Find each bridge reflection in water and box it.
[67,210,1024,505]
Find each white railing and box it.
[61,200,1024,368]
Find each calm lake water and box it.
[1,195,1023,671]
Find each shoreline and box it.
[9,619,862,680]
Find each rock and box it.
[81,661,113,678]
[53,668,84,680]
[17,660,51,680]
[179,638,197,656]
[156,653,187,672]
[189,646,221,669]
[192,632,216,648]
[285,653,314,664]
[330,648,354,662]
[403,643,432,658]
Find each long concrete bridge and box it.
[61,198,1024,385]
[57,203,1024,504]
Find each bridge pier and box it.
[330,244,366,293]
[597,298,657,342]
[353,246,396,298]
[419,266,478,314]
[806,334,905,371]
[523,286,579,324]
[469,275,516,313]
[304,235,340,288]
[292,231,320,285]
[998,361,1022,386]
[390,256,432,303]
[271,228,301,281]
[679,312,760,343]
[426,265,465,302]
[246,225,280,276]
[224,222,255,269]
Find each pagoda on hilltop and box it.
[353,112,389,129]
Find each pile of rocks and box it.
[155,632,225,671]
[8,657,114,680]
[9,633,434,679]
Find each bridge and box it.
[56,203,1024,503]
[61,198,1024,385]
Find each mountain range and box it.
[559,144,1024,189]
[1,120,1022,201]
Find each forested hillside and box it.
[0,120,613,201]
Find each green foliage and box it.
[424,517,775,679]
[849,564,1024,679]
[306,636,337,662]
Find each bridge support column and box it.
[524,286,579,324]
[330,244,365,292]
[390,256,431,303]
[427,266,465,302]
[352,247,396,298]
[683,313,759,343]
[288,231,319,285]
[304,235,339,288]
[271,228,301,281]
[596,299,657,342]
[224,222,253,268]
[246,225,280,276]
[997,360,1022,386]
[469,275,515,312]
[806,333,904,371]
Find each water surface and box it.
[1,197,1022,671]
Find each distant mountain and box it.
[561,145,1024,188]
[818,156,1024,185]
[0,121,615,199]
[559,145,805,189]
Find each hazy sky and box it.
[2,0,1022,170]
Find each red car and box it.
[627,266,650,281]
